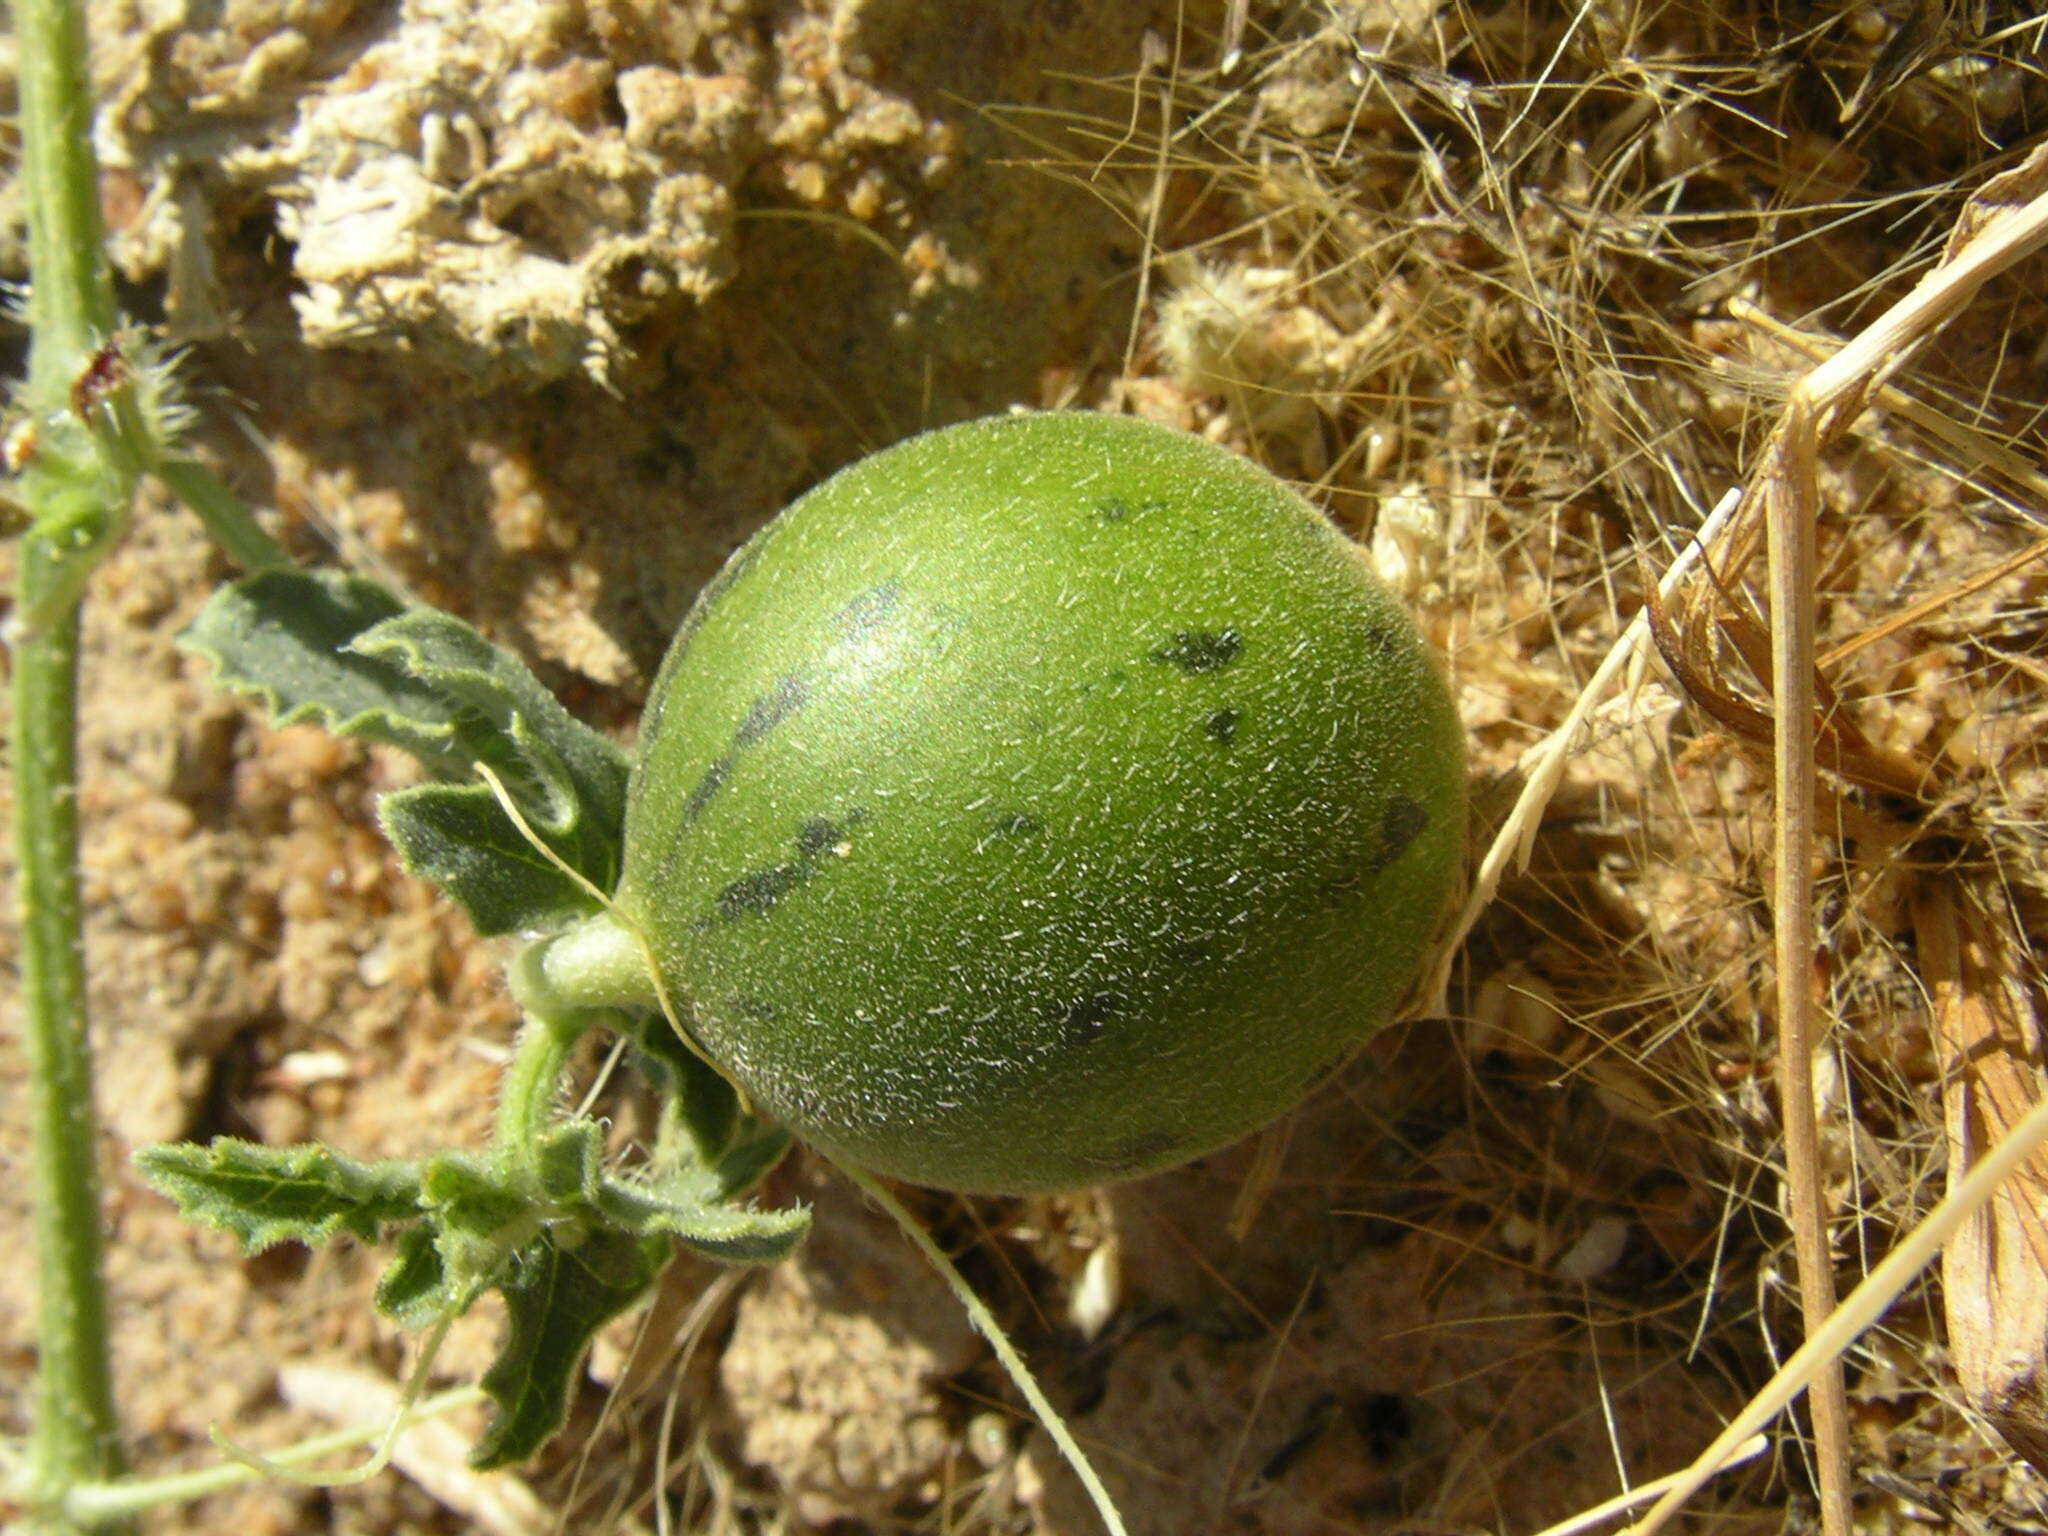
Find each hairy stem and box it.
[52,1389,484,1524]
[492,1008,589,1172]
[153,458,296,576]
[13,0,131,1530]
[512,910,660,1017]
[19,0,112,376]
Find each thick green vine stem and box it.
[13,568,125,1536]
[13,0,132,1529]
[490,1004,592,1174]
[18,0,110,373]
[511,911,659,1019]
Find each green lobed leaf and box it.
[469,1228,666,1469]
[379,782,597,936]
[625,1014,740,1162]
[593,1176,809,1266]
[177,570,468,771]
[374,1225,454,1329]
[350,609,628,858]
[180,570,631,934]
[133,1139,424,1253]
[699,1122,798,1206]
[417,1151,533,1239]
[620,1012,792,1201]
[530,1121,603,1206]
[145,1112,808,1465]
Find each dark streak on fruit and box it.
[1094,1127,1185,1171]
[796,815,848,856]
[678,588,896,830]
[711,812,864,922]
[1205,707,1240,745]
[1151,628,1243,673]
[1370,796,1427,870]
[837,581,901,638]
[734,674,808,746]
[682,755,731,823]
[715,861,809,920]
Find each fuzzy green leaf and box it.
[133,1139,424,1253]
[379,782,596,936]
[530,1121,604,1206]
[181,570,630,932]
[416,1151,531,1238]
[177,570,467,771]
[624,1014,740,1162]
[350,609,627,862]
[374,1225,454,1329]
[698,1122,797,1206]
[469,1228,665,1469]
[619,1013,791,1200]
[594,1176,808,1266]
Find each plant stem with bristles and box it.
[13,0,131,1528]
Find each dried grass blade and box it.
[1916,890,2048,1474]
[1764,400,1854,1536]
[1620,1092,2048,1536]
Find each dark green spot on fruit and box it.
[836,582,900,638]
[1205,707,1240,745]
[734,674,808,746]
[1092,1128,1186,1172]
[1370,795,1427,870]
[1052,992,1123,1043]
[732,995,778,1021]
[1152,628,1243,673]
[795,814,854,856]
[711,812,863,921]
[715,861,809,921]
[682,755,731,823]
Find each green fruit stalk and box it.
[577,411,1464,1193]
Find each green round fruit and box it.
[614,412,1464,1193]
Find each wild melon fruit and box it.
[605,411,1464,1193]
